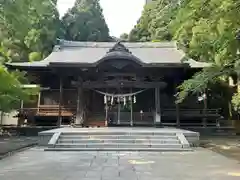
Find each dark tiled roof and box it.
[6,39,210,68]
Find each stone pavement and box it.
[201,136,240,162]
[1,148,240,180]
[0,136,37,159]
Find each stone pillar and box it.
[75,78,84,125]
[155,87,162,126]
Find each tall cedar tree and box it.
[62,0,110,41]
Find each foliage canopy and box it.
[62,0,110,41]
[0,0,111,113]
[130,0,240,112]
[0,0,60,112]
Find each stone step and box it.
[45,147,192,152]
[54,143,183,149]
[61,132,177,136]
[84,121,106,127]
[58,139,180,144]
[59,135,178,140]
[110,121,154,124]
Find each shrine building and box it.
[6,39,221,127]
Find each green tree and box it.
[130,0,240,114]
[170,0,240,113]
[119,33,129,41]
[62,0,110,41]
[0,0,61,62]
[129,0,179,42]
[0,67,38,113]
[0,0,55,113]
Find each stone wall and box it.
[0,111,18,126]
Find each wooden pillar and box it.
[117,88,121,125]
[20,100,24,126]
[37,91,41,113]
[58,77,63,127]
[203,90,207,127]
[176,103,180,127]
[175,83,180,127]
[20,100,24,109]
[105,89,108,127]
[117,102,121,125]
[155,87,161,126]
[105,103,108,127]
[130,88,133,127]
[75,77,84,125]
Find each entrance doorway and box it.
[102,88,154,126]
[132,88,155,126]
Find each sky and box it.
[57,0,145,37]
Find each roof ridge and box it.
[56,39,177,48]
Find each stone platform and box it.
[38,127,199,151]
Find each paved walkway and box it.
[0,137,37,159]
[201,136,240,162]
[1,148,240,180]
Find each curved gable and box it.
[95,41,145,68]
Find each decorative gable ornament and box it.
[108,41,132,54]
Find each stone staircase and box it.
[45,130,192,151]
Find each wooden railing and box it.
[162,108,221,118]
[107,112,154,125]
[162,108,223,127]
[19,105,76,117]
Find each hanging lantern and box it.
[104,95,107,104]
[133,96,136,104]
[111,96,114,105]
[198,93,206,102]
